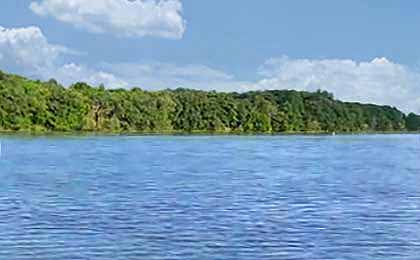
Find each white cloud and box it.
[0,25,69,75]
[54,63,129,88]
[30,0,186,39]
[0,25,127,88]
[250,56,420,113]
[102,62,249,91]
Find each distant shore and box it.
[0,129,418,137]
[1,70,420,134]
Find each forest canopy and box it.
[0,70,419,133]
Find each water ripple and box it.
[0,135,419,259]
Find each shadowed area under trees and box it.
[0,70,418,133]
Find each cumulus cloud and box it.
[30,0,186,39]
[250,56,420,113]
[0,25,70,75]
[0,25,128,88]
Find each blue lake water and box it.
[0,134,419,259]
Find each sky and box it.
[1,0,420,113]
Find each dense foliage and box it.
[405,113,420,131]
[0,70,417,133]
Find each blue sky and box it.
[1,0,420,112]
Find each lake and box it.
[0,134,419,259]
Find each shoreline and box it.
[0,129,418,138]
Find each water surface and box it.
[0,134,419,259]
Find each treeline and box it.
[0,70,419,133]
